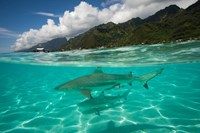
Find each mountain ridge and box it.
[20,1,200,52]
[58,1,200,50]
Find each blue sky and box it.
[0,0,104,32]
[0,0,197,52]
[0,0,105,51]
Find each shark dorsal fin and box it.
[128,72,133,77]
[93,67,103,74]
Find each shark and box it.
[55,68,164,98]
[78,89,130,115]
[78,89,130,108]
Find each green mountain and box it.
[58,0,200,51]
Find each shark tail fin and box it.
[137,68,164,89]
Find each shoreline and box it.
[54,38,200,52]
[13,38,200,53]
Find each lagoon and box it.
[0,41,200,133]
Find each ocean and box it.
[0,41,200,133]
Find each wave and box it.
[0,40,200,67]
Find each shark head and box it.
[54,85,62,91]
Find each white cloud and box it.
[34,12,61,17]
[0,27,19,38]
[11,0,198,51]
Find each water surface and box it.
[0,41,200,133]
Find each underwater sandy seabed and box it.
[0,62,199,133]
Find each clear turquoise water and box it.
[0,41,200,133]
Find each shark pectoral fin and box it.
[80,90,93,99]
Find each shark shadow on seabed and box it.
[79,102,123,115]
[97,121,176,133]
